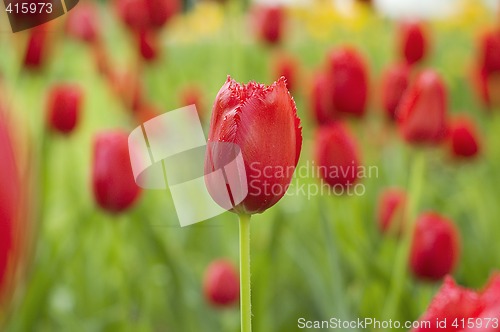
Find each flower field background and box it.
[0,1,500,331]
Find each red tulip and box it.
[399,21,427,66]
[412,273,500,332]
[272,54,299,92]
[253,6,285,45]
[310,72,336,125]
[46,84,83,134]
[474,30,500,108]
[65,3,100,44]
[203,260,239,307]
[92,130,141,213]
[449,116,480,159]
[315,122,361,189]
[115,0,180,32]
[205,77,302,215]
[397,69,449,144]
[377,188,406,234]
[327,47,369,117]
[134,103,160,125]
[137,29,159,61]
[23,26,47,69]
[410,212,460,281]
[107,69,143,111]
[0,113,20,301]
[381,63,410,120]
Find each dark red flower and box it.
[381,63,410,120]
[65,3,100,44]
[327,47,369,117]
[273,54,299,92]
[115,0,180,32]
[474,30,500,109]
[203,260,239,307]
[93,130,141,213]
[23,26,47,69]
[46,84,83,134]
[315,122,361,189]
[137,29,159,61]
[205,77,302,215]
[377,188,406,234]
[410,212,460,281]
[0,112,20,301]
[399,21,427,66]
[253,6,285,45]
[310,72,336,125]
[449,116,480,159]
[397,69,449,144]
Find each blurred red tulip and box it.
[93,130,141,213]
[327,47,369,117]
[412,273,500,332]
[273,54,299,92]
[410,213,460,281]
[46,84,83,134]
[381,63,410,121]
[449,116,480,159]
[23,27,47,69]
[315,122,361,189]
[65,3,100,44]
[205,77,302,215]
[399,21,427,66]
[180,85,204,119]
[310,72,336,125]
[203,260,239,307]
[137,29,159,61]
[0,113,20,301]
[134,103,160,125]
[377,188,406,234]
[475,30,500,109]
[253,6,285,45]
[115,0,180,32]
[107,69,143,112]
[397,70,449,144]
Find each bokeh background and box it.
[0,0,499,331]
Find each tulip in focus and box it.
[315,122,361,189]
[93,130,142,213]
[449,116,480,159]
[397,69,449,145]
[377,188,406,234]
[399,21,427,66]
[203,260,239,307]
[205,76,302,215]
[410,212,460,281]
[327,47,369,118]
[381,63,410,121]
[412,274,500,332]
[252,6,285,45]
[46,84,83,135]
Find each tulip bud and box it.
[203,260,239,307]
[396,70,449,145]
[65,3,100,44]
[23,27,47,69]
[327,47,369,117]
[380,63,410,121]
[399,21,427,66]
[137,29,159,62]
[46,84,83,135]
[92,130,141,213]
[377,188,406,234]
[410,213,460,281]
[310,73,336,125]
[315,122,361,189]
[475,30,500,109]
[411,277,483,332]
[272,54,299,92]
[115,0,180,32]
[205,77,302,215]
[449,116,480,159]
[253,6,285,45]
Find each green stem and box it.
[239,213,252,332]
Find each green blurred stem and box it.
[383,150,426,319]
[239,213,252,332]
